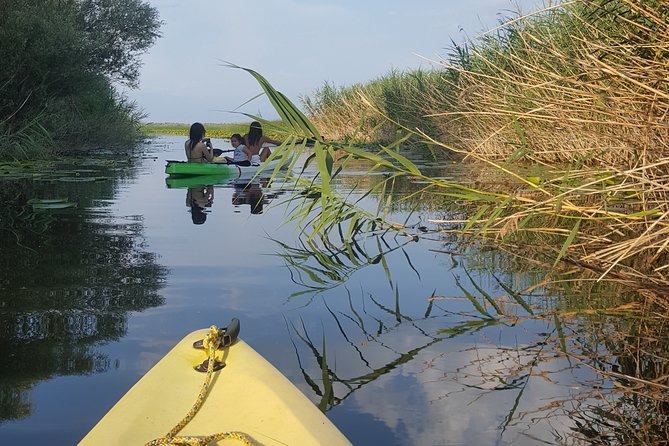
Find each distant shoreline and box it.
[141,121,282,139]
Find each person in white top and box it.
[223,133,252,166]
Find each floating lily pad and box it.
[32,202,77,209]
[30,198,77,210]
[28,198,68,204]
[56,177,97,182]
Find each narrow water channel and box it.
[0,136,666,445]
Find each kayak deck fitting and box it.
[79,319,351,446]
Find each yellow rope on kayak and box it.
[145,326,254,446]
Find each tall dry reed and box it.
[301,0,669,297]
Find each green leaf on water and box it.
[31,200,76,209]
[28,198,68,204]
[57,177,97,182]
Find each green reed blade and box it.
[553,218,581,268]
[464,204,490,232]
[379,145,421,176]
[455,277,493,319]
[465,269,504,316]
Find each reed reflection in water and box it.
[0,136,667,445]
[270,180,669,444]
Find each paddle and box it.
[212,148,234,157]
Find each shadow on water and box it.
[0,157,167,422]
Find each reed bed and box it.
[438,0,669,166]
[303,70,449,144]
[229,51,669,441]
[230,3,669,439]
[296,0,669,301]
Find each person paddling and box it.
[243,121,281,164]
[185,122,214,163]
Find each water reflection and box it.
[287,292,442,412]
[2,138,668,444]
[0,162,167,422]
[272,219,669,444]
[272,231,418,297]
[166,172,285,217]
[186,185,214,225]
[232,179,266,215]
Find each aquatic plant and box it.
[256,1,669,299]
[142,122,277,139]
[230,4,669,439]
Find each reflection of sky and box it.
[0,135,623,445]
[287,305,600,445]
[121,137,602,445]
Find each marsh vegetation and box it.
[0,0,161,160]
[142,122,284,140]
[247,0,669,304]
[229,1,669,442]
[2,0,669,443]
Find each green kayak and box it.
[165,174,234,189]
[165,161,242,176]
[165,156,289,177]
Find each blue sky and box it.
[125,0,545,123]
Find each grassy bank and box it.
[305,1,669,166]
[143,121,284,140]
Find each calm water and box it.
[1,136,666,445]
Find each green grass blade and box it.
[553,218,581,268]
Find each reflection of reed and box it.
[443,274,669,443]
[279,229,669,442]
[286,293,441,412]
[272,233,417,297]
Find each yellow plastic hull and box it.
[79,329,351,445]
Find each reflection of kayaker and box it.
[186,185,213,224]
[232,180,264,214]
[79,319,353,446]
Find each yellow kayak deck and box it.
[79,328,351,445]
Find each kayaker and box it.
[243,121,281,164]
[185,122,214,163]
[223,133,252,166]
